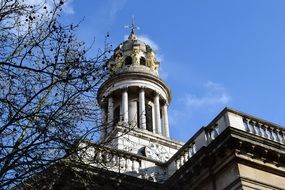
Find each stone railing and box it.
[78,144,166,182]
[220,108,285,145]
[78,108,285,182]
[166,109,229,174]
[172,142,196,170]
[167,108,285,175]
[91,148,141,174]
[166,130,202,174]
[243,114,285,144]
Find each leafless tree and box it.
[0,0,112,188]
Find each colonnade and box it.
[106,87,170,138]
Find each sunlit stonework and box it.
[108,28,159,77]
[97,20,179,164]
[79,20,285,189]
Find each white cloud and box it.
[123,34,163,59]
[169,109,186,127]
[159,66,168,80]
[123,34,159,52]
[24,0,74,14]
[62,0,74,15]
[169,81,230,128]
[137,35,168,78]
[155,53,164,63]
[137,35,159,51]
[109,0,127,18]
[185,81,230,108]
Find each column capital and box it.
[154,91,160,97]
[139,86,146,90]
[161,99,169,106]
[121,87,128,92]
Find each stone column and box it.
[139,88,146,130]
[162,104,170,138]
[107,97,114,126]
[129,101,137,126]
[154,93,161,134]
[122,88,128,123]
[101,107,107,138]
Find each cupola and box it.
[107,26,160,77]
[97,19,171,146]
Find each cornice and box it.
[97,71,172,104]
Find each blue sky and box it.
[59,0,285,142]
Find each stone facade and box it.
[74,108,285,190]
[90,28,285,189]
[31,108,285,190]
[163,108,285,189]
[25,27,285,189]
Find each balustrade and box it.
[173,143,196,170]
[169,109,285,174]
[81,109,285,181]
[80,146,144,175]
[243,117,285,144]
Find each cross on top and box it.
[125,16,140,34]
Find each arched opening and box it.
[146,104,153,132]
[140,57,146,66]
[113,106,120,126]
[125,56,132,66]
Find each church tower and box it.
[97,21,182,162]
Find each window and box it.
[146,104,153,132]
[113,106,120,126]
[125,56,132,66]
[140,57,146,66]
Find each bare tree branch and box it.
[0,0,112,188]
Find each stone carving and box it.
[146,51,159,71]
[115,52,123,68]
[109,52,123,75]
[131,49,140,65]
[143,143,170,162]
